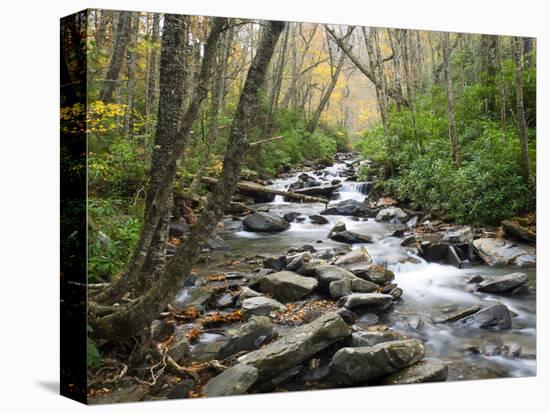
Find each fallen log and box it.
[200,176,329,204]
[502,219,536,244]
[292,183,342,198]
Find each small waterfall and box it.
[340,181,373,195]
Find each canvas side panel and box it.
[60,9,88,404]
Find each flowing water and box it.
[220,160,536,380]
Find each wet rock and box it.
[347,329,406,347]
[455,303,512,330]
[262,255,287,271]
[309,214,329,224]
[477,272,529,294]
[167,379,195,399]
[296,258,328,277]
[355,313,379,327]
[203,364,259,397]
[389,287,403,300]
[381,360,448,384]
[401,235,416,247]
[258,271,318,301]
[239,286,262,300]
[391,229,406,237]
[337,293,394,312]
[419,242,449,263]
[330,339,425,384]
[167,329,191,362]
[336,308,358,325]
[473,238,536,267]
[406,216,418,228]
[171,286,213,312]
[242,296,285,317]
[375,207,408,223]
[329,278,378,299]
[243,212,291,233]
[151,319,175,342]
[322,199,371,216]
[215,292,235,309]
[442,226,473,244]
[258,365,304,391]
[238,312,351,381]
[359,266,395,285]
[333,246,373,270]
[467,275,484,284]
[313,264,357,288]
[433,305,483,323]
[408,317,425,330]
[283,212,301,223]
[330,230,372,244]
[218,316,275,359]
[285,252,311,271]
[327,220,347,237]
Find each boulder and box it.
[258,271,318,301]
[238,312,351,381]
[329,339,425,384]
[166,329,191,362]
[313,264,357,288]
[346,329,407,347]
[239,286,263,300]
[309,214,329,225]
[433,305,483,323]
[330,231,372,244]
[442,226,473,244]
[338,293,394,312]
[285,252,311,271]
[203,364,259,397]
[375,207,408,223]
[218,316,275,359]
[327,220,347,238]
[334,246,373,267]
[171,286,213,312]
[329,278,379,299]
[477,272,529,294]
[381,360,448,384]
[283,212,301,223]
[262,255,287,271]
[473,238,536,267]
[242,296,285,317]
[359,266,395,285]
[243,212,291,233]
[455,303,512,329]
[322,199,371,216]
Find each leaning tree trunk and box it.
[91,20,285,340]
[442,32,461,168]
[100,11,131,103]
[512,36,531,185]
[92,16,225,305]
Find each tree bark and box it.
[123,12,140,138]
[512,36,531,185]
[442,32,461,168]
[145,13,160,137]
[91,20,285,340]
[100,11,132,103]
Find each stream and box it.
[221,159,536,381]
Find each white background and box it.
[0,0,547,412]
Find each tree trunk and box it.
[145,13,160,137]
[91,20,285,340]
[442,32,461,168]
[92,16,225,305]
[512,36,531,185]
[123,12,139,138]
[100,11,131,103]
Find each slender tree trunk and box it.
[442,32,461,168]
[91,20,285,340]
[92,16,225,305]
[100,11,131,103]
[123,12,139,138]
[512,36,531,185]
[145,13,160,137]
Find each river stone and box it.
[346,329,407,347]
[338,293,394,312]
[283,212,301,223]
[258,271,318,301]
[296,258,328,276]
[455,303,512,329]
[167,329,191,362]
[442,226,473,244]
[243,212,291,233]
[239,286,263,300]
[203,364,259,397]
[171,286,213,312]
[313,264,357,288]
[328,220,347,238]
[473,238,536,267]
[262,255,287,271]
[330,339,425,384]
[238,312,351,381]
[375,207,408,223]
[151,319,175,342]
[330,230,372,244]
[433,305,483,323]
[322,199,371,216]
[356,265,395,285]
[309,214,329,224]
[242,296,285,317]
[285,252,311,271]
[381,360,448,384]
[218,316,275,359]
[329,278,379,299]
[334,246,373,267]
[477,272,529,294]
